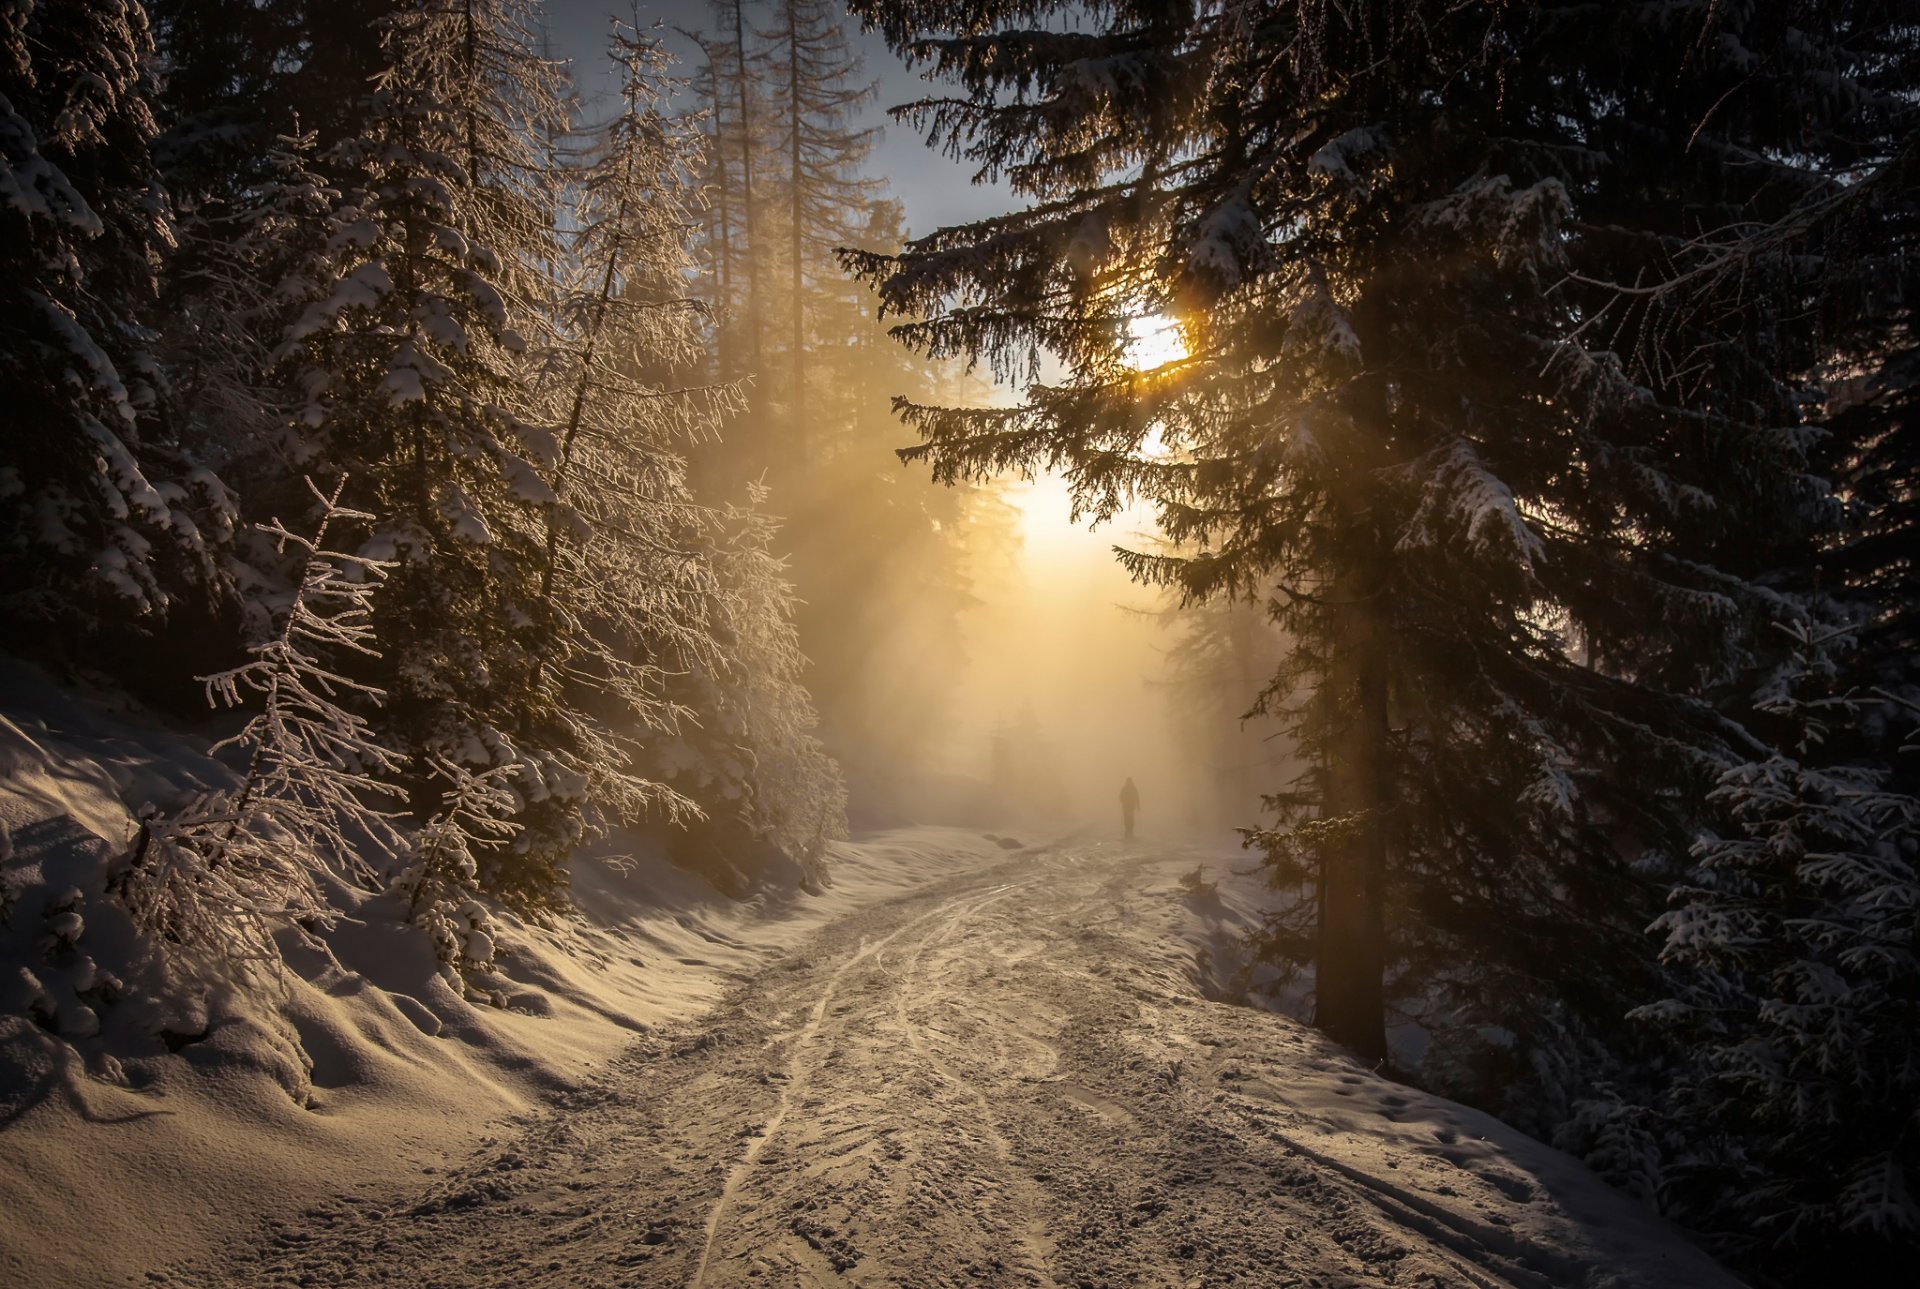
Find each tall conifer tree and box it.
[847,0,1842,1074]
[270,0,583,901]
[762,0,879,463]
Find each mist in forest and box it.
[533,0,1293,842]
[923,474,1281,838]
[5,0,1916,1282]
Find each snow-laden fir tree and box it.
[647,488,846,894]
[148,0,408,217]
[1638,620,1920,1277]
[527,14,850,895]
[161,127,340,518]
[506,12,739,886]
[1,0,236,646]
[119,476,405,975]
[1573,17,1920,1271]
[845,0,1843,1087]
[269,0,585,905]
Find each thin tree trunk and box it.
[688,36,736,382]
[786,0,805,466]
[711,103,735,382]
[461,0,481,187]
[728,0,762,373]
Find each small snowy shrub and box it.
[391,757,519,990]
[1177,865,1218,899]
[116,477,405,977]
[1557,1090,1668,1207]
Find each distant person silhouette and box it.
[1119,776,1141,840]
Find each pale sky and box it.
[543,0,1016,237]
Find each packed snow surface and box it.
[0,668,1010,1287]
[213,848,1721,1287]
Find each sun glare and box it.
[1125,313,1188,371]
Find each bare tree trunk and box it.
[688,39,736,382]
[785,0,806,467]
[728,0,763,374]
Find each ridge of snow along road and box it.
[0,665,1025,1288]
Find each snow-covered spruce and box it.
[161,127,342,513]
[1635,619,1920,1264]
[535,18,846,892]
[1,0,236,637]
[268,0,594,905]
[117,476,404,977]
[646,491,847,894]
[517,16,728,856]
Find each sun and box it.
[1124,313,1188,371]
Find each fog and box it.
[943,476,1183,835]
[847,468,1290,844]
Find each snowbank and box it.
[1115,846,1738,1288]
[0,663,1011,1288]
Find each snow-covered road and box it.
[218,841,1734,1288]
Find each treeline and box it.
[847,0,1918,1282]
[679,0,1002,813]
[0,0,854,940]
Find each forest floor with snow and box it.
[187,840,1730,1289]
[2,670,1735,1288]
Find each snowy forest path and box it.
[220,841,1723,1288]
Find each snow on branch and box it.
[392,757,520,990]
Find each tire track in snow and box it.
[880,881,1060,1287]
[690,879,1041,1287]
[215,843,1738,1289]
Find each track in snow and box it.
[215,841,1729,1288]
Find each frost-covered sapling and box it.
[118,476,405,976]
[390,757,519,990]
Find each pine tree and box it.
[162,126,340,505]
[761,0,880,465]
[647,487,846,894]
[270,0,583,903]
[1,0,236,645]
[846,0,1845,1075]
[1590,13,1920,1273]
[681,28,741,383]
[521,12,737,857]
